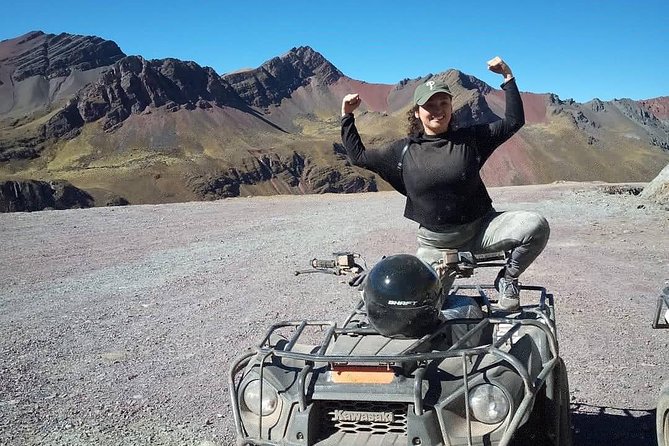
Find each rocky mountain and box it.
[0,31,125,159]
[222,45,343,108]
[0,30,668,212]
[2,31,124,82]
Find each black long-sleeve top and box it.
[341,78,525,229]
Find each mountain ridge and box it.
[0,30,668,212]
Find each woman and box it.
[340,56,549,311]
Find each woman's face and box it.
[415,93,452,135]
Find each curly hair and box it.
[406,105,423,137]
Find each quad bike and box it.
[228,250,573,445]
[653,284,669,446]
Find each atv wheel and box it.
[555,357,573,446]
[510,357,572,446]
[658,381,669,446]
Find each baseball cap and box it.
[413,80,452,106]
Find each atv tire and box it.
[555,357,573,446]
[511,357,572,446]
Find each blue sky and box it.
[1,0,667,103]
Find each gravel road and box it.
[1,182,667,445]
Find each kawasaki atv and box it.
[228,251,572,445]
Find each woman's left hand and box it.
[487,56,514,82]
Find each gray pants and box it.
[416,210,550,291]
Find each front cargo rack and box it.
[229,285,560,446]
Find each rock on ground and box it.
[641,162,669,205]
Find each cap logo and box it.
[426,81,435,91]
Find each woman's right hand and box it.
[342,93,361,116]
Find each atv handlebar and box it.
[436,249,507,278]
[295,250,506,280]
[441,250,506,266]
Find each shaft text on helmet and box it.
[387,300,418,306]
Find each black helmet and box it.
[364,254,444,338]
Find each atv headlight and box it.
[468,384,509,424]
[242,379,280,416]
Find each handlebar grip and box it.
[312,259,337,269]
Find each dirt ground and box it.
[1,181,667,445]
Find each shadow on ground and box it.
[572,403,656,446]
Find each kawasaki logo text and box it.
[333,410,394,423]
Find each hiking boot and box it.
[495,268,520,311]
